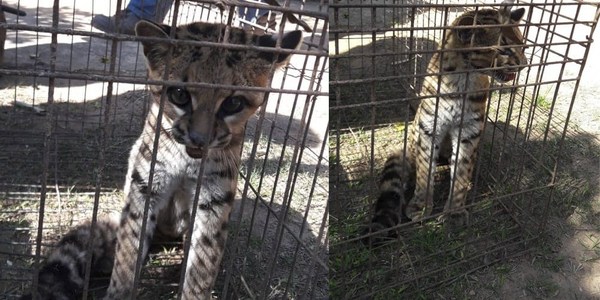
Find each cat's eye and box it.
[499,48,513,55]
[167,87,191,106]
[219,96,246,115]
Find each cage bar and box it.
[330,0,600,298]
[0,0,328,299]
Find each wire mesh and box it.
[0,0,328,299]
[330,0,599,298]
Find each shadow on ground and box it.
[329,110,600,298]
[331,36,437,131]
[0,87,327,299]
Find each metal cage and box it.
[0,0,328,299]
[330,0,599,298]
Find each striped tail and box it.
[21,217,118,300]
[362,153,414,246]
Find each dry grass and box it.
[0,87,328,299]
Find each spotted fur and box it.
[106,21,301,300]
[22,21,301,300]
[366,3,527,242]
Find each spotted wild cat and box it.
[364,2,527,244]
[23,20,301,299]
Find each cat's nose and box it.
[188,131,209,147]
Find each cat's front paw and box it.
[361,222,398,247]
[438,209,469,228]
[405,199,433,221]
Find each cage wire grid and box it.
[330,0,599,298]
[0,0,328,299]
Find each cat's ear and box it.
[255,30,302,64]
[500,0,525,22]
[509,8,526,22]
[500,0,516,12]
[135,20,173,58]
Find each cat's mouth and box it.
[493,71,517,82]
[185,146,204,159]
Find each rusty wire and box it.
[330,0,600,298]
[0,0,328,299]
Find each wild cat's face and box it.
[136,21,302,158]
[451,6,527,82]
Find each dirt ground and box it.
[487,12,600,300]
[330,1,600,299]
[469,4,600,299]
[0,0,328,299]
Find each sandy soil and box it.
[0,0,328,298]
[330,0,600,298]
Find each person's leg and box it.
[237,6,258,24]
[125,0,156,20]
[237,0,275,34]
[92,0,173,35]
[238,1,270,24]
[127,0,173,22]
